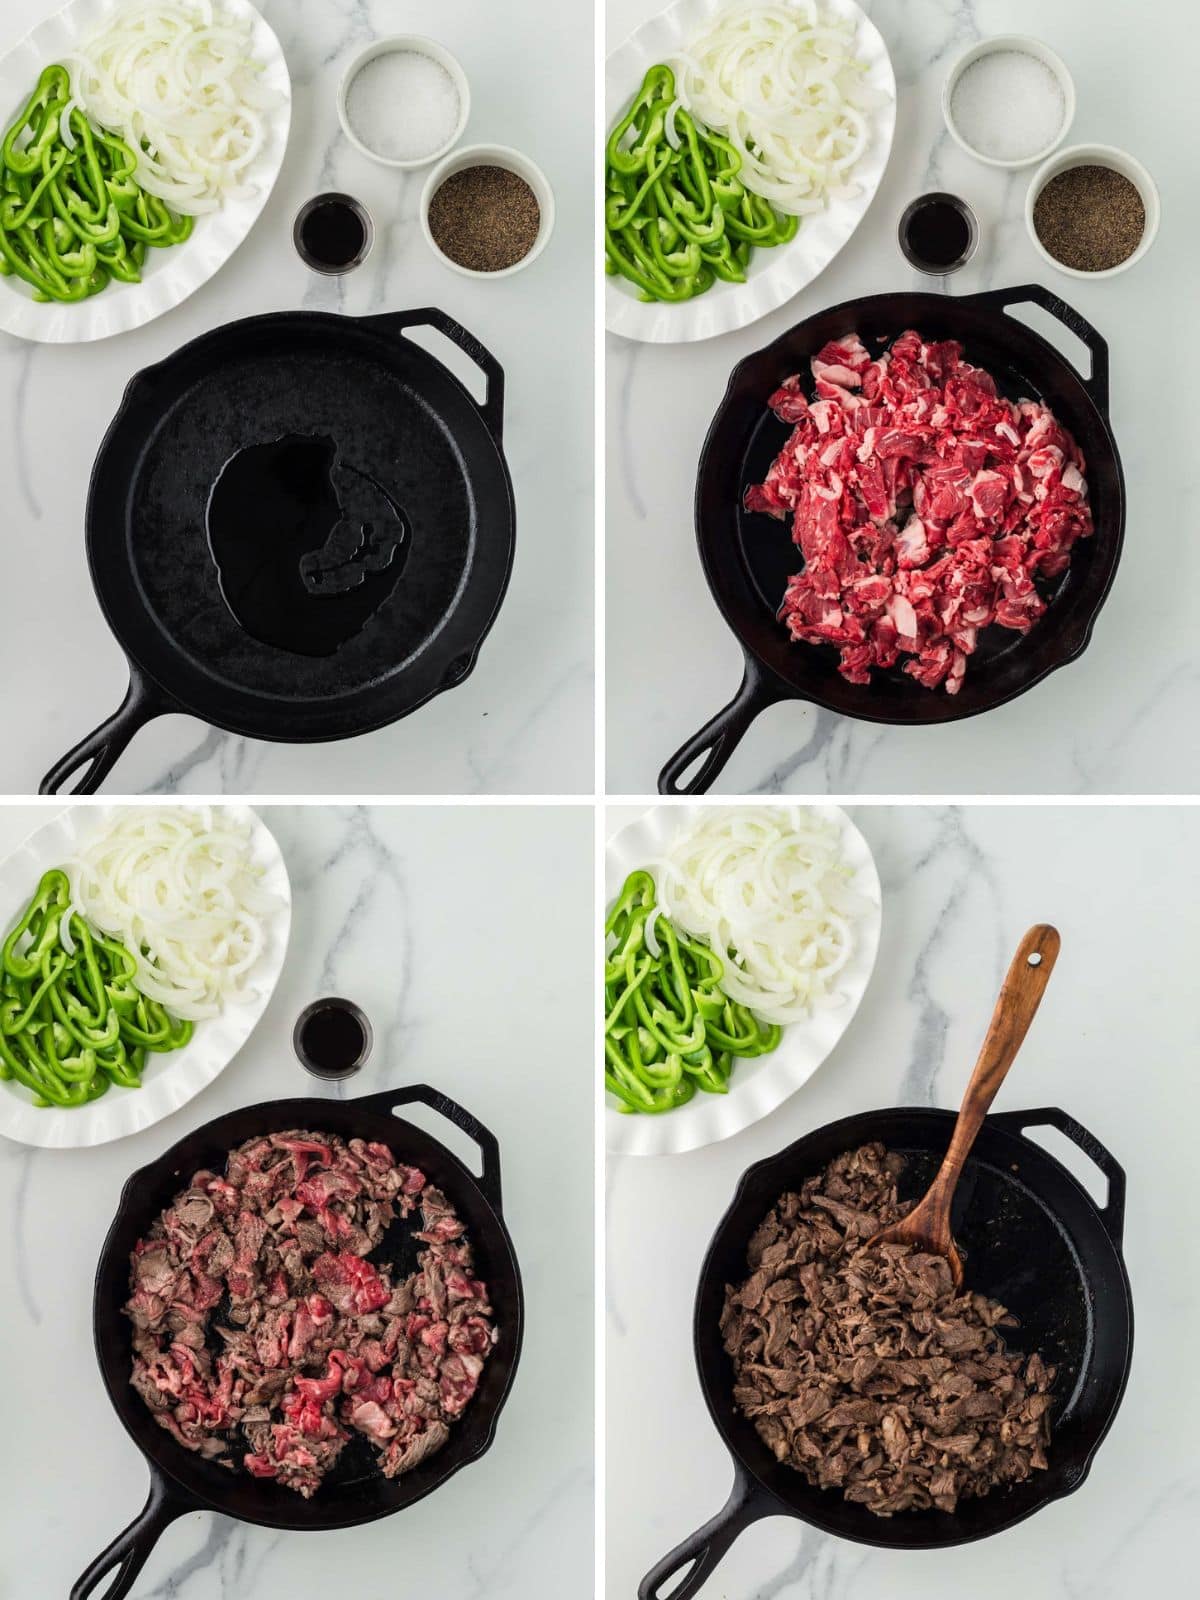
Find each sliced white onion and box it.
[643,906,663,959]
[59,98,82,148]
[67,0,281,216]
[669,0,887,216]
[656,807,870,1024]
[69,807,282,1021]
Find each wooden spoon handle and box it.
[931,924,1061,1200]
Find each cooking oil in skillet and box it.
[205,433,410,656]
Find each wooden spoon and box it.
[867,923,1061,1287]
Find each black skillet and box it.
[41,307,516,794]
[659,285,1126,793]
[640,1107,1133,1598]
[74,1084,523,1600]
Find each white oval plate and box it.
[606,804,881,1156]
[0,804,291,1148]
[605,0,896,344]
[0,0,291,344]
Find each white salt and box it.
[950,49,1065,163]
[345,49,461,163]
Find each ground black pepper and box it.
[428,165,541,272]
[1032,164,1145,272]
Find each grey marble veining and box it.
[0,803,594,1598]
[606,802,1200,1597]
[0,1,594,796]
[606,0,1197,794]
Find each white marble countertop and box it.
[606,802,1200,1597]
[0,1,593,796]
[0,802,594,1598]
[606,0,1196,795]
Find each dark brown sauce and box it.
[293,193,372,274]
[899,193,976,273]
[205,433,409,657]
[295,1001,369,1079]
[298,199,366,268]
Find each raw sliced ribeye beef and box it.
[745,330,1092,693]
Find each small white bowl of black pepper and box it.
[1026,143,1159,279]
[421,143,554,278]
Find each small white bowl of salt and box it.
[338,36,470,170]
[943,36,1074,170]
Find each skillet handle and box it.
[989,1105,1126,1247]
[366,307,505,444]
[658,659,784,795]
[354,1083,504,1212]
[71,1475,188,1600]
[965,284,1110,413]
[639,1463,773,1600]
[39,669,163,795]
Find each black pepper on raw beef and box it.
[125,1131,496,1497]
[745,331,1093,693]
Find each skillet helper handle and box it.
[990,1105,1127,1247]
[368,307,505,444]
[356,1083,504,1212]
[967,283,1110,413]
[40,670,161,795]
[639,1465,772,1600]
[71,1475,187,1600]
[658,659,784,795]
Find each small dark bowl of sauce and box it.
[898,192,978,275]
[294,193,374,275]
[294,997,373,1080]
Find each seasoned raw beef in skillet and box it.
[745,331,1093,693]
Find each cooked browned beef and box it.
[721,1143,1053,1516]
[125,1131,496,1497]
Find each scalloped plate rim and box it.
[605,804,881,1156]
[0,0,291,344]
[604,0,896,344]
[0,803,291,1148]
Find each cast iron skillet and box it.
[659,285,1126,793]
[41,307,516,794]
[640,1106,1133,1598]
[74,1084,523,1600]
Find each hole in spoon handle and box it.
[964,924,1061,1114]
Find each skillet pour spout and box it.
[639,1106,1133,1597]
[74,1083,523,1600]
[658,284,1124,793]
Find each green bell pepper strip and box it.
[2,65,195,305]
[1,67,69,177]
[0,148,66,230]
[605,226,697,303]
[2,870,69,979]
[0,871,193,1108]
[43,220,98,279]
[18,223,88,299]
[605,149,672,233]
[645,222,702,282]
[603,64,800,305]
[603,869,781,1115]
[605,64,675,176]
[45,1024,98,1086]
[119,190,174,243]
[1,951,66,1035]
[47,180,122,246]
